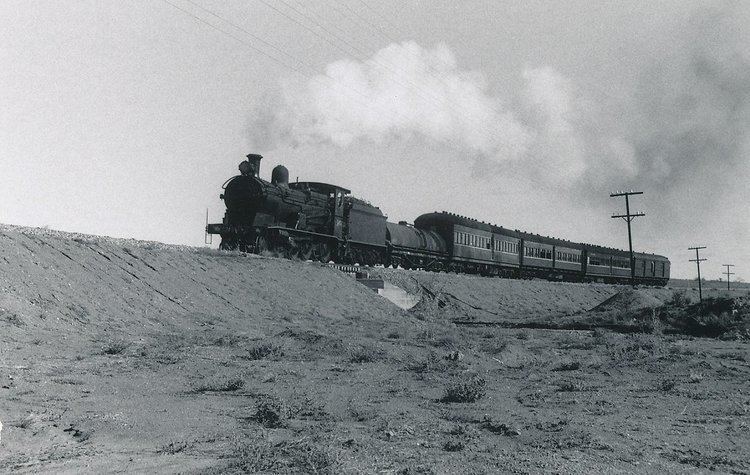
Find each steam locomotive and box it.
[207,154,670,286]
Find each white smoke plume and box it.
[250,41,531,162]
[249,7,749,196]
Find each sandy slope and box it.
[1,225,748,473]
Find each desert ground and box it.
[1,225,748,474]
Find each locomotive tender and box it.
[207,154,670,286]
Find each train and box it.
[207,154,670,286]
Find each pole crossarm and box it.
[612,213,645,221]
[610,191,643,197]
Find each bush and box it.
[231,439,336,473]
[555,381,580,392]
[657,379,676,392]
[348,345,382,364]
[552,361,581,372]
[670,291,691,307]
[443,440,464,452]
[405,351,449,373]
[441,376,486,403]
[194,377,244,393]
[253,396,287,428]
[246,343,283,360]
[100,340,129,355]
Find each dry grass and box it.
[100,340,129,355]
[441,376,486,403]
[230,438,337,474]
[348,345,383,364]
[245,342,283,360]
[252,395,288,428]
[193,377,245,393]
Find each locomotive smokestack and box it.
[246,153,262,177]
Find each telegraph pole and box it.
[610,190,645,287]
[689,246,707,303]
[723,264,735,291]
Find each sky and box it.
[1,0,748,280]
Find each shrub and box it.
[231,439,336,473]
[670,291,691,307]
[441,376,486,403]
[405,351,448,373]
[253,396,287,428]
[246,343,283,360]
[552,361,581,372]
[194,377,244,393]
[555,381,580,392]
[657,379,676,392]
[348,345,381,364]
[482,418,521,436]
[213,335,244,347]
[100,340,129,355]
[443,440,464,452]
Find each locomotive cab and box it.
[288,182,350,239]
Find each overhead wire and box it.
[329,0,398,44]
[182,0,317,75]
[159,0,439,135]
[159,0,306,75]
[253,0,360,58]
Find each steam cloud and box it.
[250,42,531,163]
[249,7,750,196]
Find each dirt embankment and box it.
[370,268,620,322]
[1,225,749,474]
